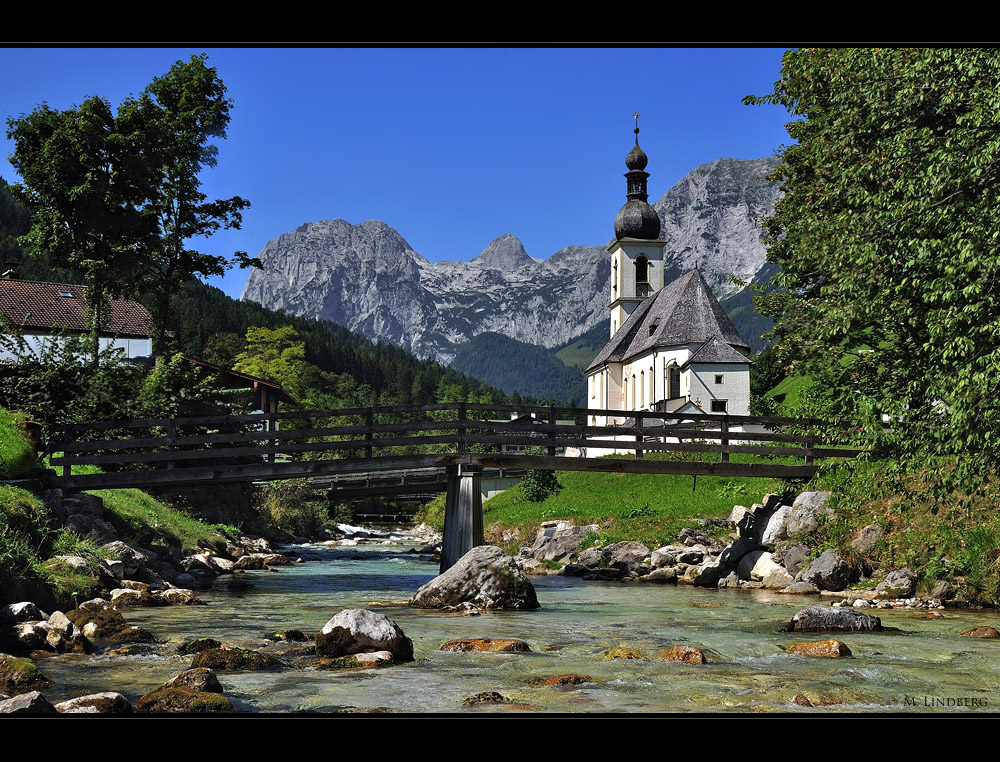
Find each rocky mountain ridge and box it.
[241,156,781,364]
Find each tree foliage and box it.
[5,54,254,358]
[746,48,1000,491]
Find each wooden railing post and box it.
[804,421,815,466]
[167,419,177,470]
[266,413,277,464]
[61,427,72,478]
[457,402,467,453]
[547,407,556,457]
[635,412,644,459]
[721,415,730,462]
[365,408,374,459]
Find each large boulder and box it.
[410,545,539,610]
[787,492,834,535]
[55,692,133,714]
[783,606,885,633]
[0,691,57,714]
[874,568,918,598]
[0,654,52,694]
[316,609,414,661]
[801,550,854,591]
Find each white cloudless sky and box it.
[0,46,794,298]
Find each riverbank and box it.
[6,536,1000,714]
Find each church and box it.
[586,126,751,426]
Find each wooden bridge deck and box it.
[50,402,864,492]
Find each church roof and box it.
[682,335,752,368]
[586,269,749,372]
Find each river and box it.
[37,539,1000,714]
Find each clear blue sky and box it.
[0,47,792,298]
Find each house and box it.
[0,279,154,363]
[586,127,751,428]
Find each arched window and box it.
[631,373,636,408]
[640,370,645,407]
[635,255,650,296]
[666,362,681,400]
[612,258,618,299]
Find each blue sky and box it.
[0,47,793,298]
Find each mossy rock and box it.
[655,645,708,664]
[538,674,592,686]
[135,687,233,713]
[0,654,53,694]
[268,629,307,642]
[440,638,531,653]
[190,647,284,671]
[177,637,223,654]
[605,647,645,660]
[66,605,129,639]
[314,655,365,670]
[961,626,1000,639]
[785,640,852,658]
[108,626,156,643]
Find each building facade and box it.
[586,127,751,426]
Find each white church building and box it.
[586,126,751,428]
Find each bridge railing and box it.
[49,403,868,483]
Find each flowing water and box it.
[38,541,1000,713]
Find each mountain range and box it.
[241,156,782,398]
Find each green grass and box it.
[0,409,36,479]
[765,375,813,413]
[420,453,799,553]
[92,488,237,552]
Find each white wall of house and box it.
[0,332,152,363]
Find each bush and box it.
[519,469,562,502]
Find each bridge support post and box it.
[440,463,484,573]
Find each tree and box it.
[5,54,255,358]
[138,54,255,353]
[232,325,307,399]
[745,48,1000,491]
[6,96,153,361]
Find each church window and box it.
[639,370,644,407]
[635,256,650,296]
[715,374,724,385]
[666,362,681,400]
[711,400,728,413]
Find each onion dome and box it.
[614,125,660,240]
[625,128,648,171]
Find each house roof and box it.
[183,356,299,407]
[0,279,154,338]
[587,269,749,372]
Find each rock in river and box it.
[410,545,540,610]
[315,609,414,662]
[782,606,885,633]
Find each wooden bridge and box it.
[49,403,865,570]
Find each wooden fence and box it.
[48,403,867,491]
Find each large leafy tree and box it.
[746,48,1000,491]
[6,95,153,361]
[5,54,255,358]
[138,54,254,352]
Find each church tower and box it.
[608,120,668,338]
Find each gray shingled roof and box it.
[587,269,749,372]
[682,335,752,368]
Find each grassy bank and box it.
[419,454,798,553]
[809,459,1000,606]
[1,406,240,606]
